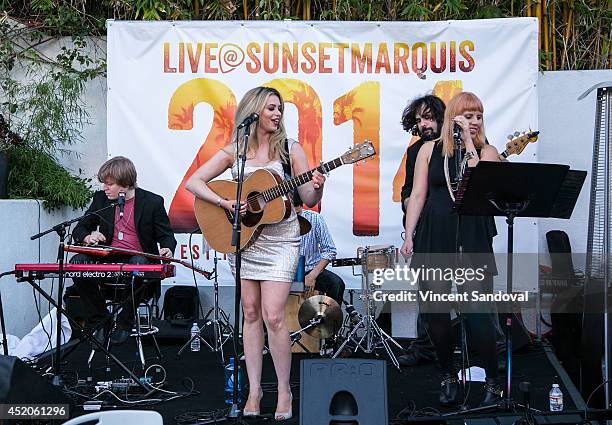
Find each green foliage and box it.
[0,14,104,208]
[258,0,283,20]
[205,0,235,19]
[7,145,93,210]
[443,0,468,18]
[473,4,505,19]
[400,1,433,20]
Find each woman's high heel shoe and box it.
[274,391,293,421]
[243,389,263,417]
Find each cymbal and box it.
[298,295,342,339]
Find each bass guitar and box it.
[499,130,539,160]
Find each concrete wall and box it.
[0,201,76,337]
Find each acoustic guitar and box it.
[195,141,376,253]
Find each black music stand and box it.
[453,161,586,409]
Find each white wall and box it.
[538,70,612,269]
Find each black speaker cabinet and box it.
[300,358,387,425]
[0,356,73,405]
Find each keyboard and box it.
[14,263,176,280]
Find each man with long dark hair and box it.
[398,94,446,367]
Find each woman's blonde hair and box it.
[440,92,485,157]
[231,86,288,162]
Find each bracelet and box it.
[216,197,222,207]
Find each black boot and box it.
[480,378,503,407]
[439,373,459,406]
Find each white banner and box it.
[107,19,539,288]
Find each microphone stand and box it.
[30,202,118,386]
[453,127,468,395]
[0,271,14,356]
[227,123,250,420]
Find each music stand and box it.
[453,161,586,408]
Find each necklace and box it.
[116,199,135,241]
[444,150,476,202]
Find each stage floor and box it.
[48,334,581,424]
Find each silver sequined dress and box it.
[227,157,300,283]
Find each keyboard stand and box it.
[22,277,149,391]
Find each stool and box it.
[87,280,162,372]
[131,298,162,369]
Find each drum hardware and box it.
[343,301,361,326]
[177,250,234,359]
[332,245,403,370]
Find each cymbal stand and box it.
[332,248,403,370]
[339,291,360,334]
[289,315,323,353]
[177,251,233,358]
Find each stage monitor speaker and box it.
[458,419,500,425]
[448,417,524,425]
[300,358,387,425]
[533,413,584,424]
[0,356,73,405]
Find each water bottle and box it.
[549,383,563,411]
[224,357,242,404]
[190,323,200,352]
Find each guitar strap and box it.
[282,138,298,202]
[282,138,291,180]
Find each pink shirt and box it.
[110,197,143,252]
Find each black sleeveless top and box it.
[412,142,497,274]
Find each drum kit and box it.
[289,244,403,369]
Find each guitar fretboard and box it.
[261,158,344,202]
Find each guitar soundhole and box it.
[243,191,264,227]
[223,192,264,228]
[223,209,262,228]
[242,210,263,227]
[247,191,264,213]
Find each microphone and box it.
[411,124,419,136]
[237,112,259,129]
[452,123,463,187]
[118,192,126,218]
[453,122,462,141]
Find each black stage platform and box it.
[35,331,594,425]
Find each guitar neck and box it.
[500,150,510,159]
[261,157,343,201]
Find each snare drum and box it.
[357,245,396,272]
